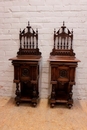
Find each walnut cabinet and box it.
[9,22,41,106]
[48,22,80,108]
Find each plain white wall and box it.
[0,0,87,99]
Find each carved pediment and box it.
[50,22,75,56]
[17,21,41,56]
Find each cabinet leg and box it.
[32,98,37,107]
[16,101,20,106]
[15,83,20,106]
[51,84,56,100]
[68,84,73,108]
[15,83,20,96]
[50,84,56,107]
[32,85,38,107]
[32,102,37,107]
[32,85,37,98]
[67,104,73,109]
[50,103,55,108]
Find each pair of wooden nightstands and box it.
[9,22,80,108]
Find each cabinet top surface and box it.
[9,55,42,61]
[48,56,80,62]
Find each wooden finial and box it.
[72,29,73,34]
[36,28,38,32]
[63,21,65,26]
[54,28,56,31]
[28,21,30,26]
[54,28,56,33]
[20,28,21,33]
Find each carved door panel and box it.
[58,66,69,82]
[20,65,30,82]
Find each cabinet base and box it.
[15,96,39,107]
[49,98,73,109]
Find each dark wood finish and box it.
[9,22,41,107]
[48,22,80,108]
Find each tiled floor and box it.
[0,97,87,130]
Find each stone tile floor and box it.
[0,97,87,130]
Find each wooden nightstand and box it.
[48,22,80,108]
[9,22,41,107]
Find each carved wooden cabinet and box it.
[9,22,41,106]
[48,22,80,108]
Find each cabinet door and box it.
[20,65,30,82]
[58,66,69,82]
